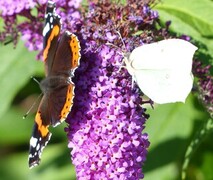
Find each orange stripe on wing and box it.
[35,112,49,137]
[43,25,60,61]
[60,84,74,122]
[70,34,81,70]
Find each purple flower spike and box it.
[193,61,213,117]
[65,0,167,179]
[0,0,81,60]
[0,0,36,16]
[66,43,150,179]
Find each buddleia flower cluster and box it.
[1,0,212,179]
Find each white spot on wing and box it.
[43,22,50,36]
[66,30,71,35]
[29,154,33,158]
[36,143,40,151]
[54,122,61,127]
[30,137,38,148]
[50,16,53,23]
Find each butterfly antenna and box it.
[115,30,127,52]
[23,76,42,119]
[106,28,127,53]
[23,93,43,119]
[31,76,40,85]
[106,42,120,49]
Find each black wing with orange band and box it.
[29,0,81,168]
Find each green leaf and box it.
[0,42,43,119]
[143,95,209,179]
[155,0,213,37]
[144,95,205,147]
[0,107,33,144]
[0,144,76,180]
[154,0,213,66]
[0,105,67,145]
[182,118,213,180]
[201,152,213,180]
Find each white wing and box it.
[133,69,193,104]
[130,39,197,73]
[125,39,197,104]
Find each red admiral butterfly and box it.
[29,0,81,168]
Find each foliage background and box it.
[0,0,212,179]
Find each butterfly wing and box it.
[29,1,59,168]
[130,39,197,72]
[133,69,193,104]
[50,31,81,76]
[128,39,197,104]
[46,31,80,126]
[29,1,81,168]
[29,96,52,168]
[48,83,75,127]
[42,0,61,75]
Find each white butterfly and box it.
[123,39,198,104]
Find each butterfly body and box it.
[29,1,81,168]
[124,39,197,104]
